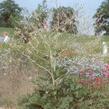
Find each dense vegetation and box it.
[94,0,109,35]
[0,0,22,27]
[51,7,78,33]
[0,29,109,109]
[0,0,109,109]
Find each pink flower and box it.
[105,64,109,70]
[103,71,109,78]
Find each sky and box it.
[0,0,105,35]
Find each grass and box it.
[0,28,108,62]
[0,27,14,36]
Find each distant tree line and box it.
[94,0,109,35]
[0,0,22,27]
[1,0,109,35]
[0,0,78,34]
[30,0,78,34]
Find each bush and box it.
[19,73,90,109]
[17,34,109,109]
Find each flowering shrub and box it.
[20,55,109,109]
[102,64,109,78]
[16,34,109,109]
[56,57,109,87]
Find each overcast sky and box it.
[0,0,105,35]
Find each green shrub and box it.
[19,73,89,109]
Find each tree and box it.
[0,0,23,27]
[31,0,48,29]
[51,7,78,34]
[94,0,109,35]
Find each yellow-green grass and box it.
[0,27,14,36]
[0,28,109,62]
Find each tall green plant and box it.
[17,34,87,109]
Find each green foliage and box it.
[0,29,109,108]
[14,19,35,43]
[94,0,109,35]
[19,74,90,109]
[16,33,109,109]
[0,27,14,36]
[14,0,48,43]
[30,0,48,29]
[0,0,23,27]
[51,6,78,34]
